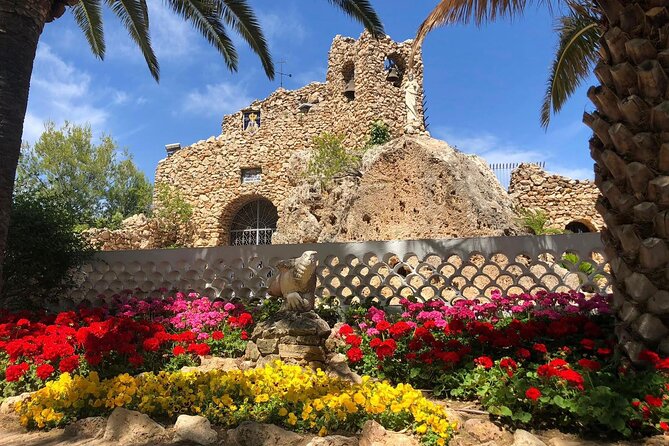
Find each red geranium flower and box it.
[36,363,55,380]
[639,350,660,365]
[525,387,541,401]
[580,338,595,350]
[645,395,664,408]
[516,348,531,359]
[345,334,362,347]
[187,343,211,356]
[59,355,80,373]
[577,358,601,371]
[533,343,547,354]
[212,331,224,340]
[173,345,186,356]
[389,321,413,338]
[596,347,612,357]
[142,337,161,352]
[660,421,669,432]
[376,320,391,331]
[374,339,397,360]
[338,324,354,336]
[241,331,249,340]
[5,363,30,382]
[474,356,493,369]
[346,347,363,363]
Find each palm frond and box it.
[218,0,274,79]
[540,10,601,128]
[164,0,238,73]
[326,0,384,38]
[72,0,106,59]
[105,0,159,80]
[409,0,553,70]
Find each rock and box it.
[306,435,358,446]
[102,407,166,444]
[223,421,305,446]
[279,344,326,361]
[512,430,547,446]
[182,356,241,373]
[327,353,362,384]
[175,414,218,445]
[463,419,509,443]
[257,338,280,354]
[63,416,106,439]
[0,392,32,415]
[245,342,261,361]
[252,311,331,340]
[359,420,419,446]
[273,136,521,244]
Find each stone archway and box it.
[222,196,278,246]
[565,219,596,233]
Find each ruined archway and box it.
[565,219,596,233]
[223,196,278,246]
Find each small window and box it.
[242,109,261,132]
[241,168,262,184]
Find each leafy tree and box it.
[409,0,669,357]
[16,121,152,229]
[2,192,93,306]
[0,0,383,296]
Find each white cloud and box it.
[431,126,593,180]
[23,43,109,143]
[431,127,544,164]
[183,81,253,117]
[113,91,130,105]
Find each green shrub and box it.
[366,120,391,147]
[2,193,93,306]
[517,208,564,235]
[306,133,361,186]
[153,183,194,248]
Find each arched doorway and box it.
[229,198,278,245]
[565,220,593,233]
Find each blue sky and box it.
[24,0,597,182]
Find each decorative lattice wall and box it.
[69,234,610,307]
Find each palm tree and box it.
[0,0,384,295]
[410,0,669,358]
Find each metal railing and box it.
[490,162,545,190]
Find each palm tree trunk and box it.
[586,0,669,358]
[0,1,51,297]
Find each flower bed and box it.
[338,291,669,437]
[0,292,254,397]
[15,361,455,445]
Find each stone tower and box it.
[153,32,425,247]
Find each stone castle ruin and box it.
[86,33,603,251]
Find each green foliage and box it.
[254,297,284,323]
[560,252,596,276]
[517,208,564,235]
[315,294,342,327]
[153,183,194,248]
[2,193,93,304]
[306,133,361,186]
[366,120,391,147]
[541,1,601,128]
[16,121,152,229]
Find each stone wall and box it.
[508,163,604,232]
[154,32,425,247]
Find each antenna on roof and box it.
[278,60,292,88]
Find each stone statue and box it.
[268,250,318,311]
[404,75,420,125]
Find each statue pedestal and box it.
[244,311,331,369]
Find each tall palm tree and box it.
[410,0,669,358]
[0,0,384,295]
